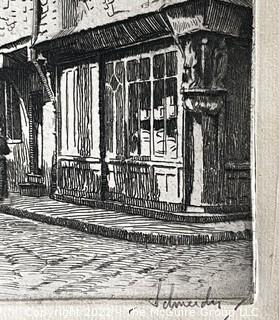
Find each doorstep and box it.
[0,193,252,246]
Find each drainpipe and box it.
[30,0,40,61]
[31,0,55,102]
[30,0,57,195]
[32,0,40,46]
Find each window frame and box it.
[105,46,183,163]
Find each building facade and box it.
[0,0,252,217]
[0,0,55,196]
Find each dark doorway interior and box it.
[29,91,43,175]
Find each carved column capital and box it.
[182,89,226,115]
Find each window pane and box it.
[153,80,165,156]
[154,119,165,156]
[166,118,177,158]
[140,58,150,80]
[105,63,114,83]
[166,78,178,158]
[104,86,114,153]
[115,61,124,84]
[139,81,151,110]
[128,83,139,155]
[139,82,151,157]
[127,60,139,82]
[166,77,178,108]
[153,80,164,108]
[153,54,165,79]
[115,84,124,156]
[166,51,178,77]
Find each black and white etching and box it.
[0,0,253,307]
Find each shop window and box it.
[105,49,178,160]
[128,80,151,157]
[153,54,178,158]
[105,61,125,155]
[6,84,22,142]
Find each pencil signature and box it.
[148,280,248,320]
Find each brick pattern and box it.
[0,213,253,300]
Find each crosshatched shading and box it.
[0,0,253,301]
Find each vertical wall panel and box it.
[59,63,99,158]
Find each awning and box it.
[35,0,252,56]
[0,36,31,53]
[0,38,30,69]
[0,47,28,68]
[37,12,170,53]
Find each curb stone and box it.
[0,204,252,246]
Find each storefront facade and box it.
[33,0,252,215]
[0,0,59,197]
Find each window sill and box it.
[109,157,183,167]
[7,139,22,145]
[58,155,101,163]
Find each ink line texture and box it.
[0,0,253,301]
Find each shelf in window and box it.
[167,115,178,120]
[181,88,227,96]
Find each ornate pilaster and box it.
[181,34,228,210]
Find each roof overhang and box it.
[0,37,31,69]
[34,0,252,57]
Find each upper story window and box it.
[61,0,79,29]
[60,0,117,30]
[61,0,93,29]
[104,49,179,161]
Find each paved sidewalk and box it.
[0,194,252,245]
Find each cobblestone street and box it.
[0,213,253,301]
